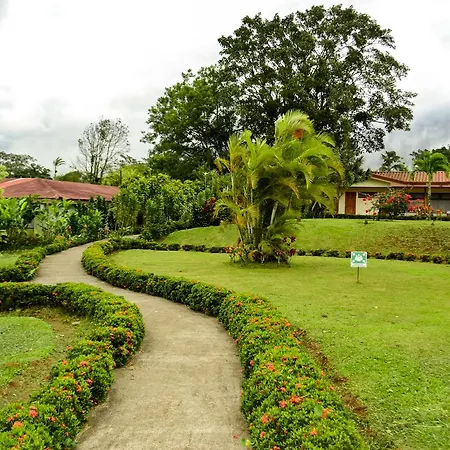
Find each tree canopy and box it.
[0,151,51,179]
[142,66,238,179]
[378,150,408,171]
[143,5,415,184]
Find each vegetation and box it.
[108,247,450,450]
[411,150,450,214]
[52,157,65,179]
[216,111,342,263]
[0,252,20,267]
[0,282,144,449]
[0,307,95,408]
[0,317,54,387]
[164,220,450,256]
[83,239,366,449]
[378,150,408,171]
[74,117,130,184]
[143,5,415,184]
[0,151,50,179]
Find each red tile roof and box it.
[0,178,119,201]
[372,171,450,186]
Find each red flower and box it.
[12,421,23,428]
[279,400,288,408]
[29,408,38,419]
[310,428,318,436]
[267,363,276,372]
[260,431,267,438]
[261,414,269,424]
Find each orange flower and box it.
[260,431,267,438]
[310,428,318,436]
[279,400,287,408]
[261,414,269,424]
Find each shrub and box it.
[0,236,92,282]
[82,239,366,449]
[167,243,180,251]
[325,249,340,257]
[0,282,144,448]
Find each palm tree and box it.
[52,157,66,179]
[411,151,450,216]
[216,110,342,260]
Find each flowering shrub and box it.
[363,189,412,219]
[0,282,144,448]
[82,239,366,449]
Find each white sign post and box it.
[350,251,367,283]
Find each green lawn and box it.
[164,219,450,255]
[0,307,96,407]
[0,252,21,267]
[110,249,450,450]
[0,317,55,387]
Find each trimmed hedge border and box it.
[0,282,144,449]
[0,236,93,282]
[316,214,450,221]
[92,237,450,265]
[82,239,367,449]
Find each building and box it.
[0,178,119,201]
[338,171,450,215]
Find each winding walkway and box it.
[34,244,248,449]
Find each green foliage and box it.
[216,110,342,262]
[0,165,7,180]
[144,5,415,185]
[142,66,238,179]
[0,196,40,248]
[364,189,412,219]
[0,282,144,448]
[55,170,84,182]
[0,236,92,282]
[0,151,51,179]
[82,239,366,448]
[411,151,450,213]
[218,5,415,183]
[112,173,205,238]
[378,150,408,171]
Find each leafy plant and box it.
[216,110,342,263]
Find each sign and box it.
[350,251,367,268]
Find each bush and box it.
[0,236,93,282]
[0,282,144,448]
[82,239,366,449]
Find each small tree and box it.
[52,157,65,179]
[75,117,130,184]
[216,110,342,263]
[411,151,450,219]
[378,150,407,171]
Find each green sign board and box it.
[351,251,367,268]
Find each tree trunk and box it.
[427,177,432,220]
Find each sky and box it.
[1,0,450,174]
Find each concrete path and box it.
[34,244,248,449]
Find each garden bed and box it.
[0,282,144,448]
[82,239,366,449]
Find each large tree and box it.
[0,151,51,179]
[75,117,130,184]
[378,150,408,171]
[218,5,415,184]
[142,66,238,179]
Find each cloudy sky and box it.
[1,0,450,174]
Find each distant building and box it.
[338,171,450,215]
[0,178,119,201]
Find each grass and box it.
[164,219,450,255]
[0,252,21,267]
[110,249,450,450]
[0,307,94,407]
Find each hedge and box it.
[98,236,450,265]
[0,236,93,283]
[0,282,144,449]
[82,239,367,449]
